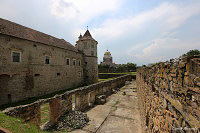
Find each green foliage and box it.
[182,49,200,57]
[98,62,137,73]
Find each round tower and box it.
[76,29,98,84]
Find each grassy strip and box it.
[99,72,136,75]
[98,78,114,81]
[40,103,50,126]
[0,111,46,133]
[0,86,80,110]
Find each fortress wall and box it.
[137,56,200,132]
[0,34,84,105]
[3,74,132,128]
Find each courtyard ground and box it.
[71,80,142,133]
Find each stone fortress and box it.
[0,18,98,106]
[0,18,199,133]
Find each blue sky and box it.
[0,0,200,65]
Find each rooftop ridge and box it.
[0,18,78,52]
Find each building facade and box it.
[101,50,115,66]
[0,18,98,105]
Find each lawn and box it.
[98,78,114,82]
[0,86,80,110]
[98,72,136,82]
[0,111,46,133]
[99,72,136,75]
[40,103,50,126]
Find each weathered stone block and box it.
[194,77,200,86]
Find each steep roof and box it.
[83,30,92,37]
[0,18,78,52]
[78,29,97,42]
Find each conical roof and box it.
[77,29,97,43]
[83,30,92,37]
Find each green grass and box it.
[99,72,136,75]
[112,100,120,107]
[40,103,50,126]
[0,86,81,110]
[98,78,114,81]
[0,111,46,133]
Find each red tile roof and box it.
[0,18,78,52]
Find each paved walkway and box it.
[72,80,142,133]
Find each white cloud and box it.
[50,0,122,23]
[129,38,200,64]
[93,1,200,41]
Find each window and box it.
[34,74,40,77]
[91,44,94,48]
[78,72,82,77]
[91,51,94,56]
[73,59,76,66]
[66,58,70,65]
[45,56,50,64]
[12,51,21,63]
[57,73,60,76]
[8,94,12,103]
[78,60,81,66]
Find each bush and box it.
[182,49,200,57]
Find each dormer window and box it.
[12,51,21,63]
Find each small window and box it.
[91,44,94,48]
[85,62,87,65]
[57,73,60,76]
[66,58,70,65]
[34,74,40,77]
[91,51,94,56]
[78,60,81,66]
[8,94,12,103]
[78,72,82,77]
[12,51,21,62]
[45,56,50,64]
[73,59,76,66]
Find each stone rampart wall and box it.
[137,56,200,132]
[3,75,132,128]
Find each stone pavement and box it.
[71,80,142,133]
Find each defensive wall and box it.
[3,75,132,128]
[137,56,200,132]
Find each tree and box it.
[126,63,137,72]
[182,49,200,57]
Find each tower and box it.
[76,29,98,84]
[103,50,113,66]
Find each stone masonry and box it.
[137,56,200,133]
[3,75,132,128]
[0,18,98,105]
